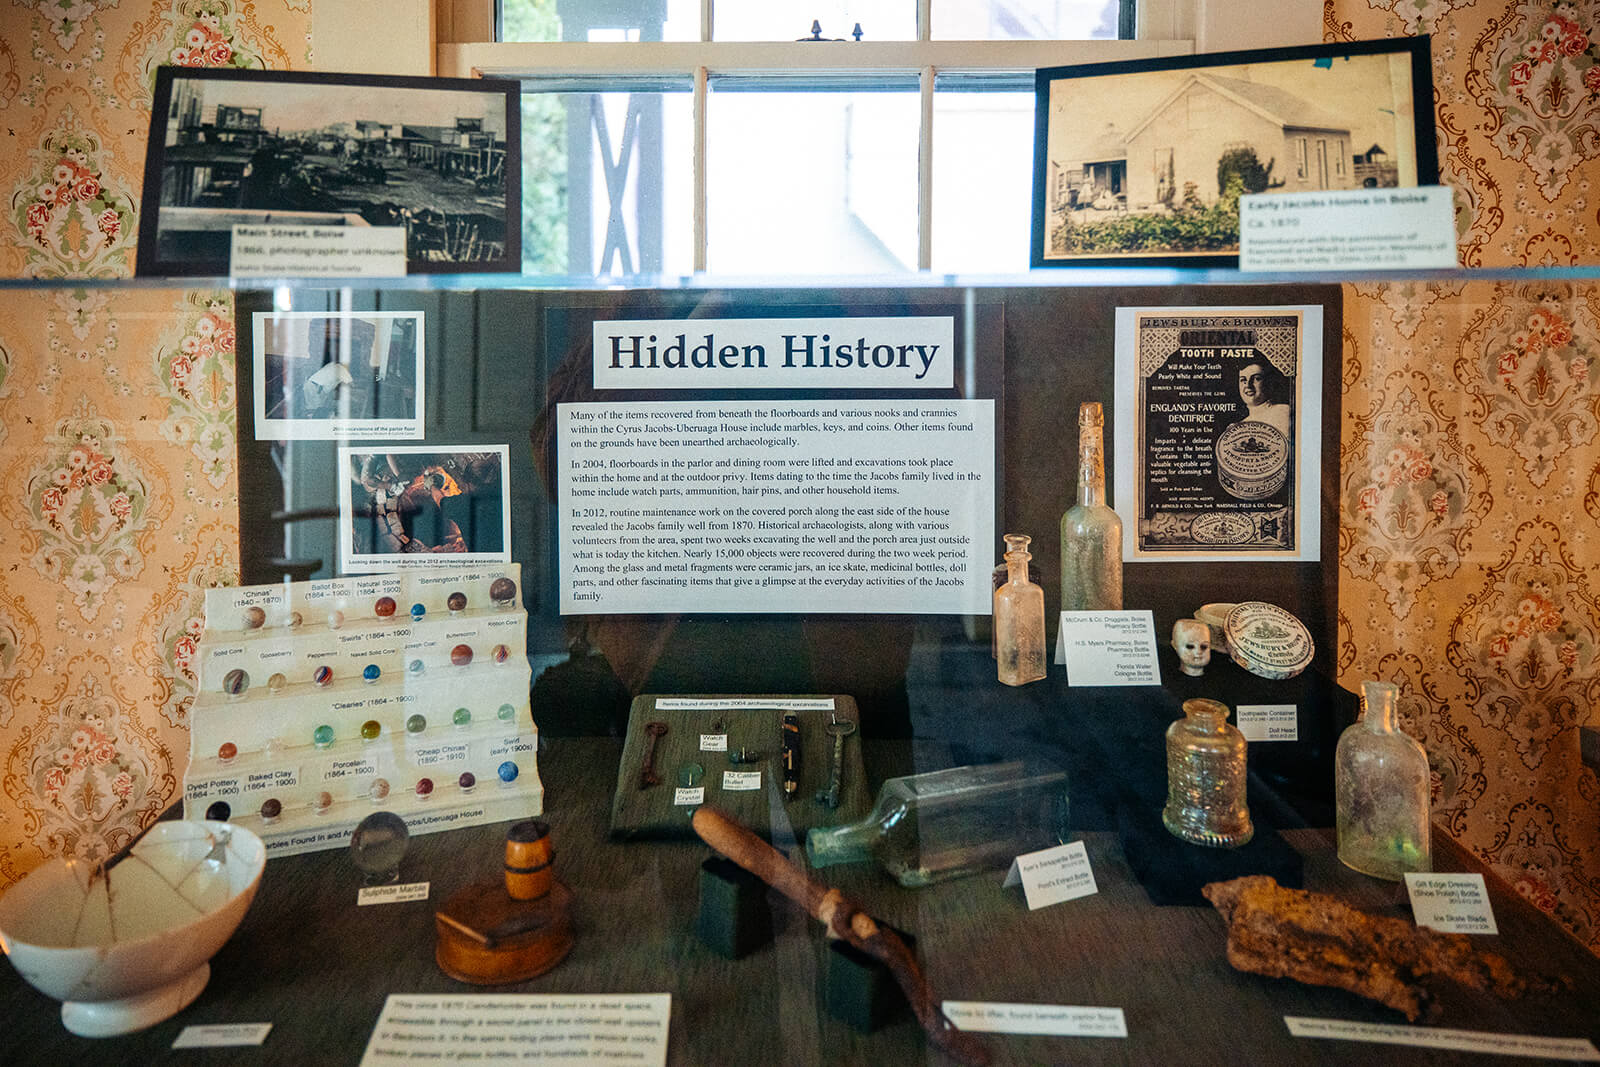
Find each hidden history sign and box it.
[1113,306,1323,562]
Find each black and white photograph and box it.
[138,66,520,275]
[1113,306,1324,563]
[339,445,512,573]
[1031,38,1435,267]
[253,311,424,440]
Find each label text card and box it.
[1054,610,1160,685]
[1405,872,1497,934]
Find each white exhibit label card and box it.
[357,882,430,906]
[1236,704,1299,742]
[941,1002,1127,1038]
[657,697,835,712]
[722,770,761,791]
[1239,186,1457,271]
[1053,610,1160,685]
[557,400,995,614]
[1284,1017,1599,1061]
[1405,872,1498,934]
[1002,840,1098,910]
[699,733,729,752]
[673,786,704,806]
[593,317,954,390]
[361,994,671,1067]
[173,1023,273,1048]
[231,224,406,278]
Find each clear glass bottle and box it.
[1336,680,1432,880]
[806,762,1069,887]
[1163,699,1253,848]
[1060,401,1123,612]
[994,534,1046,686]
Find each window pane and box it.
[521,89,694,276]
[502,0,700,43]
[932,0,1123,39]
[707,87,918,273]
[713,1,914,42]
[931,85,1034,272]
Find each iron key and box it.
[816,717,856,808]
[639,721,668,789]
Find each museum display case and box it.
[1,265,1599,1067]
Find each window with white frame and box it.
[460,0,1164,275]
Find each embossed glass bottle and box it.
[1336,680,1432,880]
[994,534,1047,686]
[806,762,1070,888]
[1163,699,1253,848]
[1060,402,1123,612]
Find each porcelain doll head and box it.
[1172,618,1211,676]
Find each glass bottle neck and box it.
[1004,551,1031,585]
[1361,684,1400,732]
[806,816,879,869]
[1077,434,1106,507]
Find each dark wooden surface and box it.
[2,736,1598,1066]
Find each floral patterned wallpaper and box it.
[1330,0,1600,952]
[0,1,308,884]
[0,1,1596,956]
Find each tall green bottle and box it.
[1060,401,1122,612]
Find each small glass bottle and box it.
[1336,680,1432,880]
[994,534,1047,686]
[1163,699,1253,848]
[806,762,1069,888]
[1060,401,1123,612]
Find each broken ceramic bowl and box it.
[0,820,265,1037]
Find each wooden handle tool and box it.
[692,806,989,1067]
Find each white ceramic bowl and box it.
[0,820,265,1037]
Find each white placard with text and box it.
[361,994,671,1066]
[1003,840,1098,910]
[1405,872,1497,934]
[231,224,406,278]
[173,1023,273,1048]
[1284,1017,1598,1060]
[1239,186,1457,272]
[942,1002,1127,1038]
[1236,704,1298,742]
[1054,610,1161,685]
[358,882,429,907]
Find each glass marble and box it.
[415,778,434,799]
[374,596,397,618]
[327,609,345,630]
[450,644,473,667]
[283,610,303,629]
[490,577,516,607]
[260,798,282,823]
[267,672,287,693]
[241,605,266,630]
[492,644,510,665]
[313,790,334,814]
[452,707,472,728]
[264,736,286,758]
[407,658,425,676]
[313,665,333,687]
[497,703,515,723]
[360,720,382,742]
[362,663,381,685]
[217,742,237,764]
[447,591,468,613]
[458,772,477,793]
[409,602,426,621]
[312,724,335,748]
[406,714,427,735]
[205,801,231,822]
[350,810,409,885]
[369,778,391,802]
[497,761,519,784]
[222,668,249,697]
[677,763,705,787]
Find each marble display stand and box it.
[183,566,542,857]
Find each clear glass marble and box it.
[994,534,1047,686]
[1060,401,1123,612]
[1163,698,1253,848]
[350,811,409,885]
[1336,680,1432,881]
